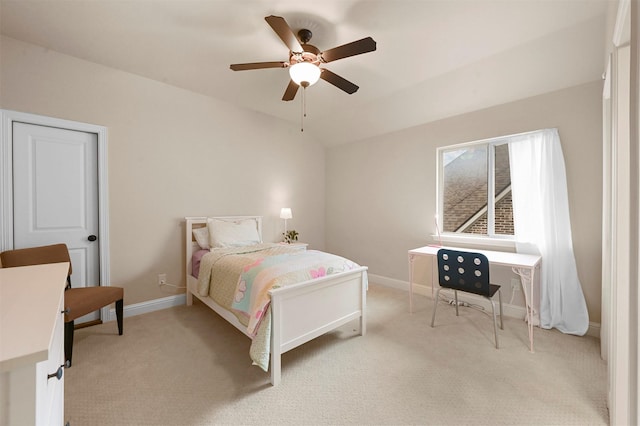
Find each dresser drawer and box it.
[37,290,65,426]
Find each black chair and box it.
[430,248,503,348]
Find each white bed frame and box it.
[184,216,368,386]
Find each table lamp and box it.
[280,208,292,234]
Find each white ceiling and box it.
[0,0,608,145]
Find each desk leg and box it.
[529,267,535,352]
[408,253,415,313]
[513,266,535,352]
[431,255,437,299]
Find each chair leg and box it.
[431,287,442,327]
[64,320,75,367]
[489,298,499,349]
[498,290,504,330]
[116,299,124,335]
[454,290,459,316]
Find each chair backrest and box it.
[437,248,490,296]
[0,243,72,276]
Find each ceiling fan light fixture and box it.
[229,16,376,102]
[289,62,321,87]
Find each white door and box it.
[13,122,100,323]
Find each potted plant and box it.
[283,230,299,244]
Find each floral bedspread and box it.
[231,250,360,336]
[196,244,358,372]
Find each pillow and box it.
[191,249,209,278]
[207,218,261,248]
[192,227,210,250]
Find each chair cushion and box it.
[64,286,123,322]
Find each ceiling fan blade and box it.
[320,37,377,63]
[282,80,299,101]
[230,61,287,71]
[265,15,303,53]
[320,69,359,94]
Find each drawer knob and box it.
[47,365,64,381]
[61,308,70,315]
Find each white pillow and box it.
[192,227,210,250]
[207,218,261,248]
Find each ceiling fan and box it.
[230,15,377,101]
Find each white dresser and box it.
[0,262,69,426]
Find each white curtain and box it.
[508,128,589,335]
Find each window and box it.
[437,137,513,239]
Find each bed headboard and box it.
[184,216,263,283]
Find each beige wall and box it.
[0,35,605,323]
[326,81,604,323]
[1,36,326,305]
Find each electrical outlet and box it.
[511,278,521,291]
[158,273,167,286]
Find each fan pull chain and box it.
[300,86,306,132]
[304,86,307,118]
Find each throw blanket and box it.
[231,250,360,336]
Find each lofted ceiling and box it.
[0,0,608,145]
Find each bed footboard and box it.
[269,267,368,386]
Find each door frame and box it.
[603,0,638,424]
[0,109,112,320]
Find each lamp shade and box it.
[289,62,321,86]
[280,208,293,220]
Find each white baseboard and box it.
[368,273,601,338]
[585,322,600,338]
[103,293,186,322]
[101,276,601,339]
[369,273,413,292]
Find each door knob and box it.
[88,235,97,241]
[47,365,64,381]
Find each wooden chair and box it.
[0,243,123,366]
[431,248,503,348]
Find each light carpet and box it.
[64,284,608,425]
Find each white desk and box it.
[408,245,541,352]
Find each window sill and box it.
[431,233,516,250]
